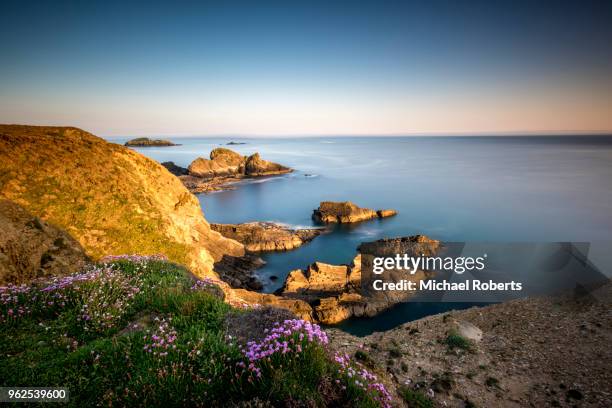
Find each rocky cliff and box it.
[0,199,90,284]
[0,125,243,279]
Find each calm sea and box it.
[108,135,612,335]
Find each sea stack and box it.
[312,201,397,223]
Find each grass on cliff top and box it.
[0,258,388,407]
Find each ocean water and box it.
[109,136,612,335]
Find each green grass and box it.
[398,387,434,408]
[0,259,389,407]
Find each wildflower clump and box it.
[143,317,178,358]
[0,257,395,407]
[334,352,393,408]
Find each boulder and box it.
[211,222,322,252]
[313,201,398,223]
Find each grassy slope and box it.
[0,125,244,278]
[0,259,388,407]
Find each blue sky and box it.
[1,0,611,136]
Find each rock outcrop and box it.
[313,201,397,223]
[161,161,189,176]
[211,222,322,252]
[125,137,177,147]
[280,235,439,324]
[244,153,291,176]
[188,148,290,180]
[183,148,291,192]
[0,199,90,284]
[0,125,244,280]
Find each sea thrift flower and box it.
[143,318,178,358]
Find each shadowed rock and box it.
[161,161,189,176]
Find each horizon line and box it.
[102,130,612,139]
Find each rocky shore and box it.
[211,222,323,252]
[313,201,397,223]
[124,137,177,146]
[327,283,612,408]
[278,235,439,324]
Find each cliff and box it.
[0,125,243,279]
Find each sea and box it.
[107,135,612,335]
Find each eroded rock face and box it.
[313,201,398,223]
[187,148,290,181]
[283,262,350,295]
[0,125,244,280]
[211,222,322,252]
[125,137,177,146]
[0,199,90,285]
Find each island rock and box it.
[313,201,398,223]
[125,137,177,147]
[187,148,291,181]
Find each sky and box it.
[0,0,611,137]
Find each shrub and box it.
[444,330,472,351]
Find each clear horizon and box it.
[1,1,611,136]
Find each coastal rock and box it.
[186,148,290,182]
[161,161,189,176]
[244,153,291,176]
[0,125,245,281]
[230,288,314,321]
[125,137,177,147]
[211,222,322,252]
[188,149,245,178]
[280,235,439,324]
[376,209,397,218]
[177,174,241,193]
[283,262,350,295]
[313,201,398,223]
[0,199,90,284]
